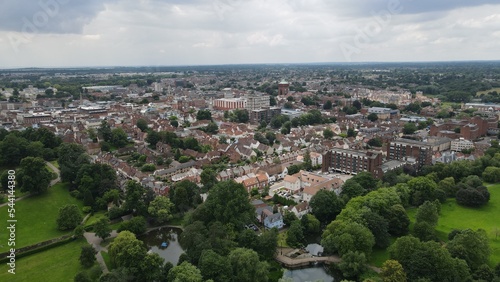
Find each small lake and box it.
[139,227,185,265]
[283,266,335,282]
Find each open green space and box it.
[0,239,87,282]
[0,183,83,252]
[477,87,500,96]
[50,160,60,169]
[101,251,112,271]
[407,184,500,265]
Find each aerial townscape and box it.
[1,1,500,282]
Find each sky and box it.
[0,0,499,68]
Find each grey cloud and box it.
[0,0,114,34]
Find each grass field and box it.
[477,87,500,96]
[0,183,83,252]
[101,251,112,270]
[407,184,500,265]
[0,239,87,282]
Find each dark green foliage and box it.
[389,236,472,282]
[17,156,52,194]
[94,218,112,240]
[286,221,304,248]
[322,221,375,258]
[196,109,212,120]
[199,250,231,282]
[136,118,148,132]
[118,216,147,235]
[191,181,254,229]
[58,143,89,184]
[75,163,117,203]
[310,189,344,225]
[80,244,97,268]
[387,204,410,236]
[446,229,490,271]
[473,264,495,282]
[456,186,490,207]
[338,251,367,279]
[57,204,83,230]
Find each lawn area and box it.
[101,251,112,270]
[0,238,87,282]
[50,160,60,169]
[278,231,290,248]
[0,183,83,252]
[407,184,500,265]
[84,211,108,226]
[477,87,500,96]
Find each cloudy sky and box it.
[0,0,499,68]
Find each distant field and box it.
[0,239,87,282]
[407,184,500,265]
[477,87,500,96]
[0,183,83,252]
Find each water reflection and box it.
[283,266,334,282]
[139,227,185,265]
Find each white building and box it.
[451,138,474,152]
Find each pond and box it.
[283,266,335,282]
[139,227,185,265]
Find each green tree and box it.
[17,157,51,194]
[98,120,112,142]
[302,214,321,235]
[286,221,304,248]
[338,251,367,279]
[387,204,410,236]
[196,109,212,121]
[168,261,203,282]
[58,143,89,184]
[482,166,500,183]
[380,259,407,282]
[228,248,269,282]
[118,216,147,235]
[310,189,344,225]
[322,221,375,257]
[367,113,378,122]
[192,180,255,229]
[76,163,117,200]
[323,100,333,110]
[403,123,418,135]
[446,229,490,270]
[80,244,97,268]
[407,176,438,206]
[347,128,357,137]
[340,179,365,202]
[198,250,231,282]
[139,252,165,282]
[303,150,312,171]
[415,200,439,226]
[283,210,298,226]
[110,128,128,148]
[109,231,147,270]
[94,218,112,240]
[0,134,29,166]
[438,177,457,197]
[57,204,83,230]
[323,128,334,139]
[200,168,218,190]
[148,196,174,223]
[136,118,148,132]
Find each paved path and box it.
[0,161,61,208]
[83,231,119,274]
[46,161,61,186]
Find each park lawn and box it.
[84,211,108,227]
[369,237,397,267]
[407,184,500,265]
[0,183,83,253]
[0,238,87,282]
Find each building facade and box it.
[322,148,383,178]
[387,138,432,169]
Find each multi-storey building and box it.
[249,107,281,124]
[451,138,475,152]
[213,98,246,110]
[387,138,432,169]
[322,148,383,178]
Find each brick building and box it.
[322,148,383,178]
[278,80,290,96]
[387,138,432,169]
